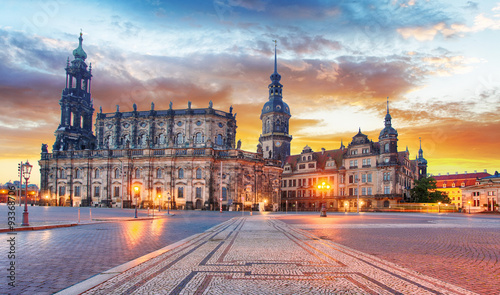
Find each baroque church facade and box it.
[39,34,283,210]
[280,101,427,211]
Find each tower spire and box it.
[387,96,389,114]
[274,39,277,74]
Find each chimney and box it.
[484,169,487,173]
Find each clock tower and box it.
[259,41,292,163]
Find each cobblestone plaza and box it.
[1,207,498,294]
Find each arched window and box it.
[94,168,100,178]
[176,133,184,145]
[276,120,280,131]
[135,168,140,179]
[216,134,223,146]
[196,168,202,179]
[60,169,66,179]
[156,168,162,178]
[114,168,120,179]
[385,143,390,152]
[195,132,203,144]
[178,168,184,179]
[75,168,81,179]
[266,120,271,133]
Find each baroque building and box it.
[432,170,490,209]
[280,100,426,211]
[39,34,282,210]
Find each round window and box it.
[196,121,202,126]
[218,122,223,128]
[177,121,182,126]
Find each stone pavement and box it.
[59,215,478,295]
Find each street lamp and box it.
[134,186,139,218]
[468,201,471,214]
[21,161,32,226]
[438,202,441,213]
[317,181,330,217]
[344,201,348,213]
[157,194,161,212]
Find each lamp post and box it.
[317,181,330,217]
[167,192,171,215]
[158,194,161,212]
[344,201,348,213]
[21,161,33,226]
[134,186,139,218]
[438,202,441,213]
[468,201,471,214]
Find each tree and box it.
[410,176,450,203]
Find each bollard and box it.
[78,208,80,223]
[89,208,92,221]
[320,204,327,217]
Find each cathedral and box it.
[39,34,284,210]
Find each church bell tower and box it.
[53,32,96,151]
[259,41,292,163]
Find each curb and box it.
[0,223,78,233]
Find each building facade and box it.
[39,34,282,210]
[461,172,499,212]
[431,171,490,208]
[280,102,426,211]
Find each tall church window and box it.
[222,187,227,201]
[135,168,140,179]
[59,186,65,196]
[156,168,162,178]
[59,169,66,179]
[196,168,202,179]
[216,134,223,145]
[114,168,120,179]
[178,168,184,179]
[176,133,184,145]
[75,168,81,179]
[95,168,100,178]
[195,132,203,144]
[74,186,81,197]
[178,187,184,198]
[94,186,100,197]
[196,187,202,199]
[114,187,120,197]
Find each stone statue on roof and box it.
[169,101,173,109]
[133,103,137,111]
[151,102,155,110]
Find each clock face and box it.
[275,141,282,147]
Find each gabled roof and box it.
[284,148,346,171]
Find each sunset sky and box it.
[1,0,499,186]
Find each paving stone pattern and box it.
[80,215,477,295]
[279,213,500,295]
[0,211,240,295]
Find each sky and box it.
[1,0,499,186]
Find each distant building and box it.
[280,101,426,211]
[39,34,282,209]
[431,171,491,208]
[461,171,499,212]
